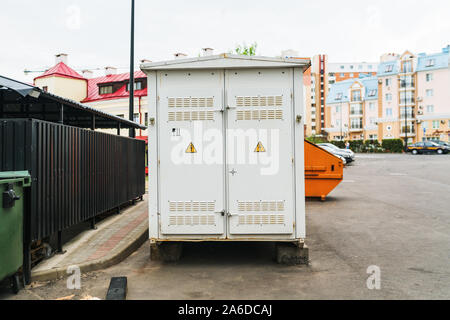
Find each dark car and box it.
[407,141,449,155]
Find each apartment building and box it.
[324,76,379,141]
[307,54,378,137]
[33,54,149,138]
[324,46,450,143]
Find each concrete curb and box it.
[31,227,149,283]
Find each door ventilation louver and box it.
[238,214,285,225]
[236,95,283,107]
[168,97,214,108]
[169,201,216,212]
[238,201,285,212]
[168,111,214,122]
[236,109,283,121]
[169,215,216,226]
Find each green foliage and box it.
[306,135,328,144]
[382,139,404,153]
[331,141,345,149]
[348,140,364,152]
[329,140,384,153]
[232,42,258,56]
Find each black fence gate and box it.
[0,118,146,281]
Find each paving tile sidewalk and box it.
[32,195,148,282]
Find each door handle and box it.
[215,210,225,216]
[227,212,239,217]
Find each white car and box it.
[318,143,355,163]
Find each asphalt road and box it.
[3,154,450,300]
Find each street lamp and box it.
[129,0,136,138]
[401,78,408,151]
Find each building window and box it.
[99,85,113,95]
[426,59,436,67]
[426,73,433,82]
[385,78,392,86]
[351,90,361,102]
[426,105,434,113]
[422,122,428,129]
[145,113,149,126]
[127,80,144,91]
[340,73,345,77]
[369,102,376,111]
[400,91,414,104]
[350,65,354,69]
[369,134,378,140]
[426,89,434,97]
[336,105,341,113]
[369,117,376,125]
[340,65,345,69]
[349,73,354,77]
[402,61,412,73]
[432,120,439,129]
[336,93,343,100]
[368,65,373,70]
[350,104,363,115]
[350,118,362,129]
[385,65,393,73]
[386,108,393,117]
[385,93,392,101]
[336,119,341,127]
[368,89,377,97]
[133,113,140,123]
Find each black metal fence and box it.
[0,118,146,241]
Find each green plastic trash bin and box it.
[0,171,31,293]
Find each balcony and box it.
[400,126,416,137]
[400,131,416,137]
[399,112,415,120]
[349,126,363,132]
[350,109,363,117]
[399,98,415,106]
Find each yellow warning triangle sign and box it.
[186,142,197,153]
[254,141,266,153]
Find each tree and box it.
[232,42,258,56]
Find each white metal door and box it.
[158,70,225,235]
[225,69,295,235]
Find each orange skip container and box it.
[304,140,344,201]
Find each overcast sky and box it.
[1,0,449,83]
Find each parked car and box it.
[317,143,355,163]
[434,140,450,148]
[407,141,450,155]
[318,145,352,164]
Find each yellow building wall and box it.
[417,119,450,142]
[85,96,149,137]
[35,76,87,102]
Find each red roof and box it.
[34,62,86,81]
[82,70,147,103]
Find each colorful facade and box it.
[325,46,450,143]
[33,54,149,138]
[308,54,378,137]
